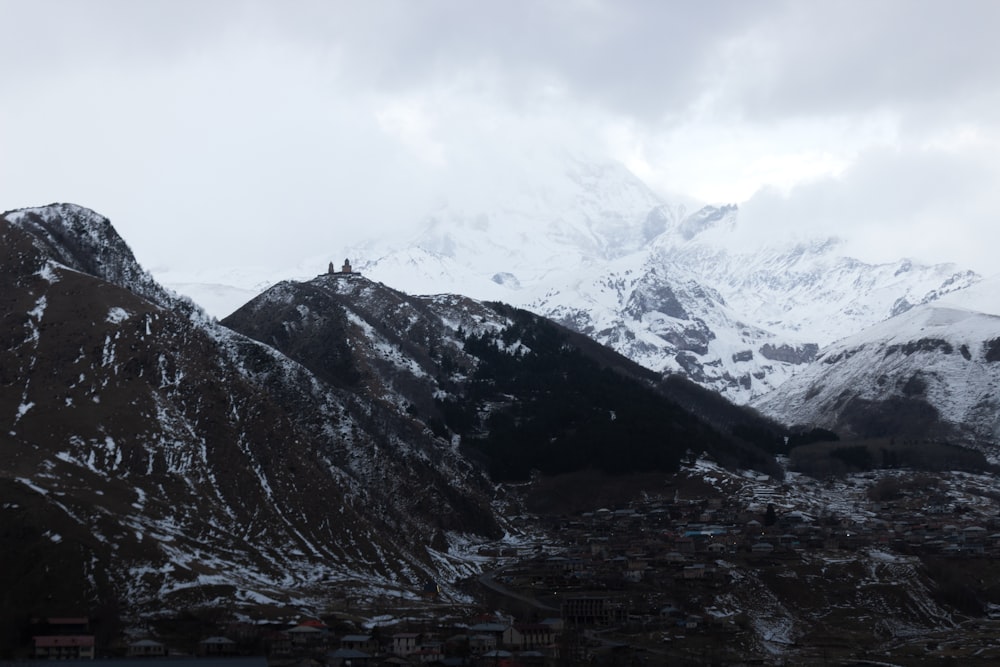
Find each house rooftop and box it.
[33,636,94,648]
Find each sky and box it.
[2,0,999,279]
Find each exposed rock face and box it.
[984,337,1000,362]
[624,282,688,320]
[760,343,820,365]
[491,272,521,288]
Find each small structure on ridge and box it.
[328,259,358,276]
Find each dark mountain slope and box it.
[223,274,786,483]
[0,205,503,625]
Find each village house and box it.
[409,642,445,663]
[468,622,507,649]
[30,616,95,660]
[561,595,628,626]
[706,541,728,555]
[340,634,378,653]
[287,622,329,650]
[199,636,237,656]
[391,632,420,656]
[327,647,371,666]
[505,623,555,650]
[126,639,167,658]
[33,635,95,660]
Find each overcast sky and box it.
[2,0,998,278]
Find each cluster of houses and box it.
[256,617,567,666]
[525,482,1000,573]
[24,615,572,667]
[29,618,96,660]
[25,473,1000,666]
[481,477,1000,642]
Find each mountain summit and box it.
[345,158,977,404]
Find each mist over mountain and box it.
[155,156,988,451]
[341,157,978,406]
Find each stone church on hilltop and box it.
[329,259,358,275]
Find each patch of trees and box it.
[985,337,1000,362]
[443,308,747,481]
[789,438,993,478]
[786,427,840,448]
[655,373,787,470]
[838,395,943,440]
[866,473,941,502]
[924,558,986,616]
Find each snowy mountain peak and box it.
[675,203,738,241]
[157,155,983,410]
[349,150,979,404]
[4,203,180,311]
[398,156,673,266]
[753,301,1000,446]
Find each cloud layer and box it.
[2,0,997,274]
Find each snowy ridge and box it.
[345,158,976,404]
[752,303,1000,446]
[155,156,979,407]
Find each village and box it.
[16,463,1000,666]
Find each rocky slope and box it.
[752,302,1000,449]
[221,269,789,481]
[0,204,506,619]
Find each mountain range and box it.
[7,196,1000,658]
[160,156,994,443]
[348,158,981,404]
[752,298,1000,446]
[0,203,784,621]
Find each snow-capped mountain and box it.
[752,302,1000,448]
[155,153,980,421]
[2,203,790,617]
[340,157,977,404]
[933,273,1000,315]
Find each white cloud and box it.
[740,143,1000,273]
[375,99,448,167]
[1,0,998,276]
